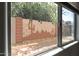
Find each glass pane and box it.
[11,2,58,56]
[62,7,74,44]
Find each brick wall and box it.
[11,17,56,43]
[16,17,23,42]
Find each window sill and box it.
[37,41,78,56]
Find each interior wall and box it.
[0,3,5,56]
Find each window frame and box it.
[57,5,62,47]
[8,2,11,56]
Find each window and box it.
[11,2,58,56]
[62,7,75,44]
[10,2,77,56]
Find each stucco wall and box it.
[11,17,16,45]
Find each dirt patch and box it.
[11,37,57,56]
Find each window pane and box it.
[62,7,74,44]
[11,2,58,56]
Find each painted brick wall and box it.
[12,17,56,43]
[23,19,56,40]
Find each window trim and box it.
[8,2,11,56]
[74,13,77,41]
[6,2,11,56]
